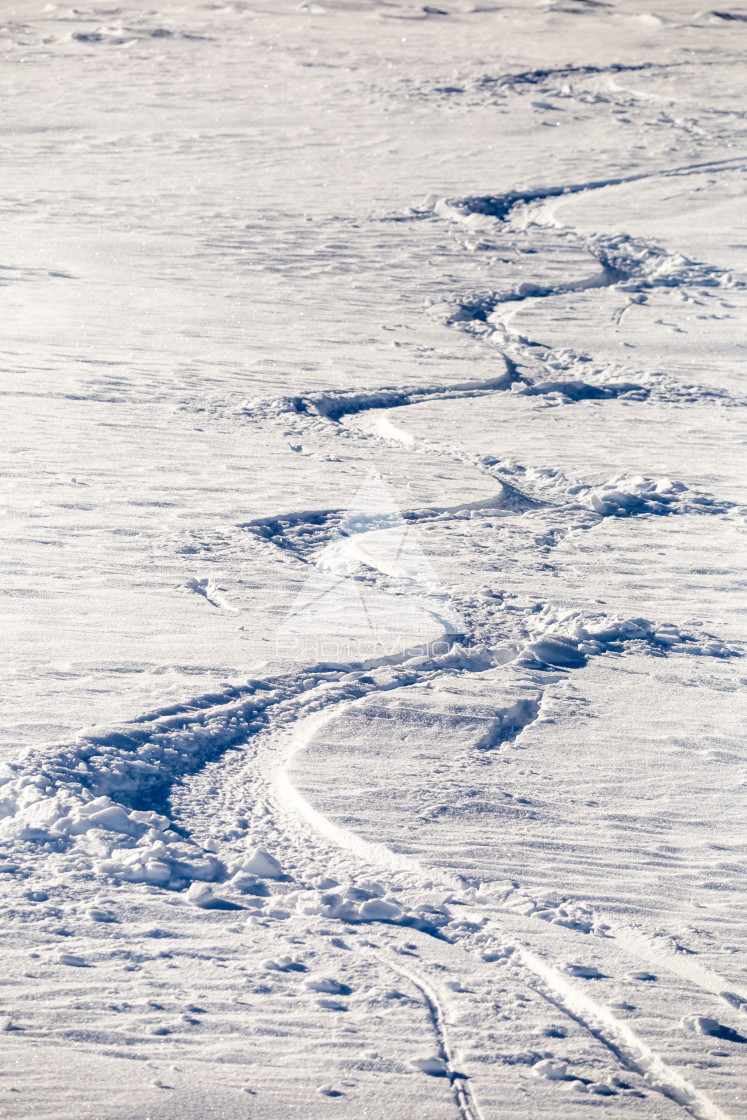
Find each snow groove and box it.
[518,948,733,1120]
[376,949,484,1120]
[425,163,747,419]
[429,154,747,229]
[612,926,747,1021]
[1,598,735,891]
[241,463,735,576]
[236,369,518,426]
[242,483,543,562]
[268,691,734,1120]
[393,57,735,109]
[487,62,665,88]
[433,229,743,324]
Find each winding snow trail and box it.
[3,1,746,1116]
[263,691,736,1120]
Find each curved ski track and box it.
[183,172,745,1117]
[8,167,745,1119]
[259,702,736,1120]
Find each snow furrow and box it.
[611,927,747,1021]
[430,154,747,228]
[1,597,735,894]
[519,951,733,1120]
[235,368,518,425]
[266,690,734,1120]
[6,3,747,1114]
[375,949,485,1120]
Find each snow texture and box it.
[2,0,746,1118]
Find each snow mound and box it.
[533,1058,569,1080]
[239,847,284,879]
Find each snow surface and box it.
[2,0,747,1117]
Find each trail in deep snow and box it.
[2,1,747,1117]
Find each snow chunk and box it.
[358,898,402,921]
[186,883,216,908]
[86,907,115,923]
[410,1056,448,1076]
[534,1058,568,1080]
[263,956,304,972]
[526,635,586,668]
[304,976,351,995]
[231,872,268,895]
[240,847,284,879]
[57,952,88,967]
[561,961,606,979]
[680,1015,723,1036]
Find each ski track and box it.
[225,161,747,462]
[521,968,733,1120]
[266,698,736,1120]
[393,55,747,111]
[8,611,725,841]
[3,592,740,1112]
[2,602,739,1113]
[611,927,747,1022]
[180,165,743,1112]
[4,128,745,1112]
[428,153,747,226]
[223,166,747,591]
[241,456,735,567]
[374,948,485,1120]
